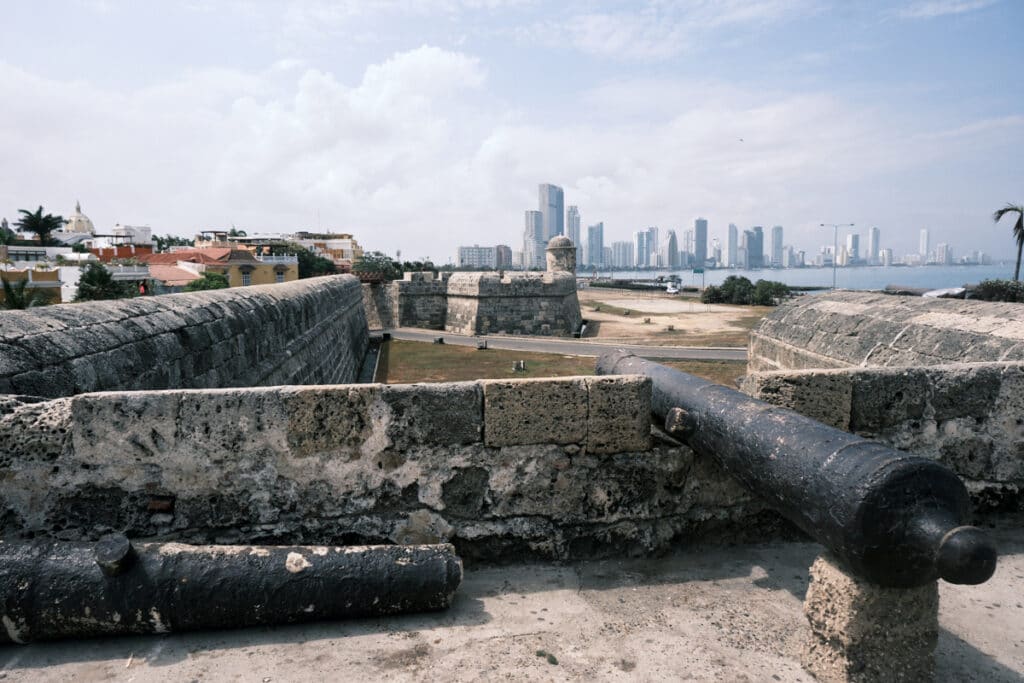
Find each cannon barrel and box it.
[597,351,997,588]
[0,537,462,644]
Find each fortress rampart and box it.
[0,377,766,559]
[749,291,1024,372]
[0,275,369,398]
[361,270,582,336]
[744,292,1024,507]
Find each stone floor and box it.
[3,520,1022,682]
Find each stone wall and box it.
[360,271,582,337]
[741,362,1024,507]
[361,282,395,330]
[0,275,369,398]
[749,292,1024,372]
[0,377,767,561]
[445,271,582,336]
[394,272,449,329]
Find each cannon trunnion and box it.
[597,351,997,588]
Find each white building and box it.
[457,245,497,269]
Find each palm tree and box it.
[15,206,64,246]
[994,204,1024,281]
[1,277,45,310]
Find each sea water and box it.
[599,264,1015,292]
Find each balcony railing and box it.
[256,254,299,264]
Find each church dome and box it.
[65,201,95,234]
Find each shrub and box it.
[971,279,1024,303]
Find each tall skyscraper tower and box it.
[919,229,930,260]
[523,210,544,269]
[539,184,564,240]
[846,233,860,263]
[586,222,604,267]
[646,227,659,260]
[770,225,784,267]
[664,230,680,268]
[868,227,880,265]
[634,230,649,267]
[749,226,764,268]
[727,223,738,268]
[694,218,708,267]
[566,205,581,262]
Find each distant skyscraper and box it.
[495,244,512,269]
[919,229,930,260]
[566,205,581,262]
[711,238,722,267]
[770,225,784,267]
[612,241,634,269]
[524,210,544,269]
[749,226,764,268]
[846,233,860,263]
[727,223,738,268]
[867,227,880,265]
[634,230,650,267]
[646,227,659,263]
[694,218,708,267]
[586,222,604,267]
[539,184,564,240]
[664,230,680,268]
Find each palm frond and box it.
[993,204,1024,222]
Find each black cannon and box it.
[597,351,997,588]
[0,536,462,644]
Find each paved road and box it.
[386,328,748,361]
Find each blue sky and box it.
[1,0,1021,262]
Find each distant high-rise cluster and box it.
[487,181,978,273]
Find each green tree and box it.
[719,275,755,304]
[1,277,46,309]
[74,263,137,302]
[353,251,402,280]
[15,206,64,246]
[0,219,15,246]
[993,204,1024,281]
[184,271,230,291]
[752,279,792,306]
[153,234,192,253]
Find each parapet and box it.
[0,375,767,560]
[0,275,369,397]
[749,291,1024,372]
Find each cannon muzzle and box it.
[597,350,997,588]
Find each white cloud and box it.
[522,0,817,61]
[898,0,999,19]
[0,37,1018,261]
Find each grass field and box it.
[378,340,747,387]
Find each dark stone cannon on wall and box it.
[0,536,462,644]
[596,351,997,588]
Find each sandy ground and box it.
[7,519,1022,682]
[577,287,769,347]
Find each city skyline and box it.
[0,2,1021,262]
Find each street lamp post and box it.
[820,223,854,291]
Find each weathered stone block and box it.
[802,553,938,682]
[585,376,651,454]
[381,382,482,448]
[281,385,383,460]
[482,377,587,447]
[741,370,852,431]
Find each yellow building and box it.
[0,268,62,307]
[142,248,299,289]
